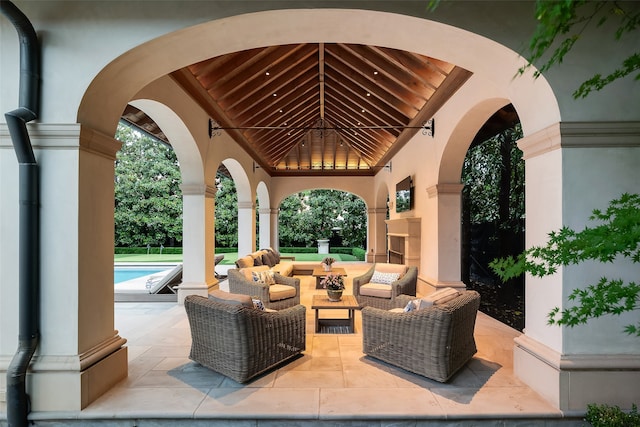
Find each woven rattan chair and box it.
[184,294,306,383]
[227,268,300,310]
[353,264,418,310]
[362,290,480,382]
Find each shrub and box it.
[279,247,317,254]
[585,403,640,427]
[351,247,366,261]
[115,246,182,254]
[215,247,238,254]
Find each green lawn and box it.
[114,252,359,264]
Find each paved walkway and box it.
[73,263,581,425]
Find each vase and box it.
[326,289,343,302]
[323,264,332,272]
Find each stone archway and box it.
[127,99,215,289]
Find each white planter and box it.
[317,239,330,254]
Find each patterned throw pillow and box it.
[252,298,266,311]
[370,271,401,285]
[403,300,417,312]
[252,270,276,285]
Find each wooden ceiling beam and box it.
[378,66,473,166]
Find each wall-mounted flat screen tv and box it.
[396,176,413,213]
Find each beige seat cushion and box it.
[239,265,270,281]
[360,283,392,299]
[269,284,296,301]
[374,263,407,275]
[271,262,293,277]
[208,289,253,308]
[416,287,460,309]
[389,307,405,313]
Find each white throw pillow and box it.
[370,271,401,285]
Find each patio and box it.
[51,263,585,426]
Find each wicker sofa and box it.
[235,248,296,276]
[353,263,418,310]
[227,267,300,310]
[362,289,480,382]
[184,292,306,383]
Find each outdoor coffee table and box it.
[311,294,361,333]
[311,267,347,289]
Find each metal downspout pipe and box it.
[0,1,41,426]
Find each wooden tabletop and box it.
[311,267,347,277]
[311,294,360,309]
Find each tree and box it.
[490,193,640,336]
[335,192,367,248]
[461,123,525,329]
[114,124,182,247]
[428,1,639,98]
[278,189,367,248]
[520,0,640,99]
[278,192,309,247]
[214,172,238,248]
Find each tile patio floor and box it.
[36,263,583,426]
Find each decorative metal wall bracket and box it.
[208,118,222,138]
[422,118,435,137]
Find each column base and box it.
[366,252,387,263]
[418,276,466,296]
[514,334,640,411]
[1,336,129,411]
[177,281,215,305]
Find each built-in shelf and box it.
[385,218,421,270]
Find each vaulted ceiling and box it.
[123,43,477,176]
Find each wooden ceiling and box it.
[124,43,474,176]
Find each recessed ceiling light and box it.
[266,71,270,76]
[373,71,378,75]
[273,93,277,97]
[366,92,370,97]
[361,109,365,113]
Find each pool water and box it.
[114,267,166,284]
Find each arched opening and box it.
[278,189,367,259]
[460,105,525,331]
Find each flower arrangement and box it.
[321,256,336,267]
[320,273,344,290]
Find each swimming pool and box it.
[114,267,167,284]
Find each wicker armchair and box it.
[228,268,300,310]
[353,264,418,310]
[362,290,480,382]
[184,294,306,383]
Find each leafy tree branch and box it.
[519,0,640,99]
[490,193,640,336]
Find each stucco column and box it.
[258,207,272,249]
[514,121,640,411]
[424,183,465,292]
[366,207,388,263]
[269,208,280,250]
[0,124,127,411]
[237,200,255,256]
[177,183,217,304]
